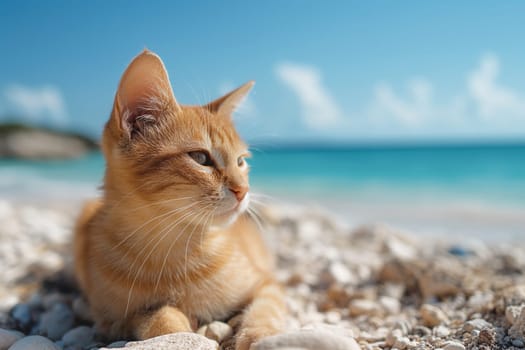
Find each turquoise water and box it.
[1,143,525,208]
[250,144,525,206]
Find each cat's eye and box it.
[189,151,214,166]
[237,157,245,167]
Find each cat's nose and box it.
[229,185,249,202]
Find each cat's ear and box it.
[205,81,254,116]
[111,49,180,137]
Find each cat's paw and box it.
[235,326,277,350]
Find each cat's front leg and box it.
[236,282,287,350]
[131,305,193,339]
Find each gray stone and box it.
[62,326,95,348]
[0,329,24,350]
[71,298,91,322]
[100,333,218,350]
[252,329,360,350]
[11,304,32,329]
[512,338,525,348]
[8,335,61,350]
[105,341,127,348]
[40,303,75,340]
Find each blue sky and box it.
[1,1,525,143]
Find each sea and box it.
[1,143,524,240]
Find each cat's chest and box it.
[169,252,259,322]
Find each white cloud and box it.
[368,53,525,130]
[4,85,67,125]
[372,78,434,126]
[467,54,525,119]
[276,62,343,129]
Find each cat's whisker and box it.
[125,201,213,317]
[199,207,216,252]
[183,204,215,283]
[250,192,276,203]
[124,206,199,317]
[125,201,204,272]
[115,200,202,251]
[247,206,266,234]
[105,181,153,210]
[127,196,196,212]
[153,203,214,293]
[122,201,204,278]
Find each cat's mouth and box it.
[213,193,250,221]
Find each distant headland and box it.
[0,122,99,160]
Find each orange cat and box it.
[74,50,285,350]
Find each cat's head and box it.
[102,50,253,228]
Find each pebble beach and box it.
[1,199,525,350]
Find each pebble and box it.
[510,307,525,340]
[420,304,448,327]
[507,305,523,325]
[443,341,466,350]
[3,202,525,350]
[447,245,471,257]
[61,326,95,348]
[71,298,91,322]
[324,311,341,324]
[463,318,492,332]
[379,296,400,314]
[11,304,32,330]
[0,328,24,350]
[328,262,354,285]
[8,335,61,350]
[101,333,218,350]
[349,299,380,317]
[204,321,232,343]
[385,329,403,347]
[39,303,75,340]
[105,341,128,348]
[413,325,432,337]
[384,237,416,260]
[433,325,450,337]
[393,336,414,350]
[252,329,360,350]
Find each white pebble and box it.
[0,328,24,350]
[253,329,360,350]
[443,341,466,350]
[329,262,354,285]
[204,321,232,343]
[8,335,61,350]
[349,299,380,317]
[379,296,401,314]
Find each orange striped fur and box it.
[74,50,285,350]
